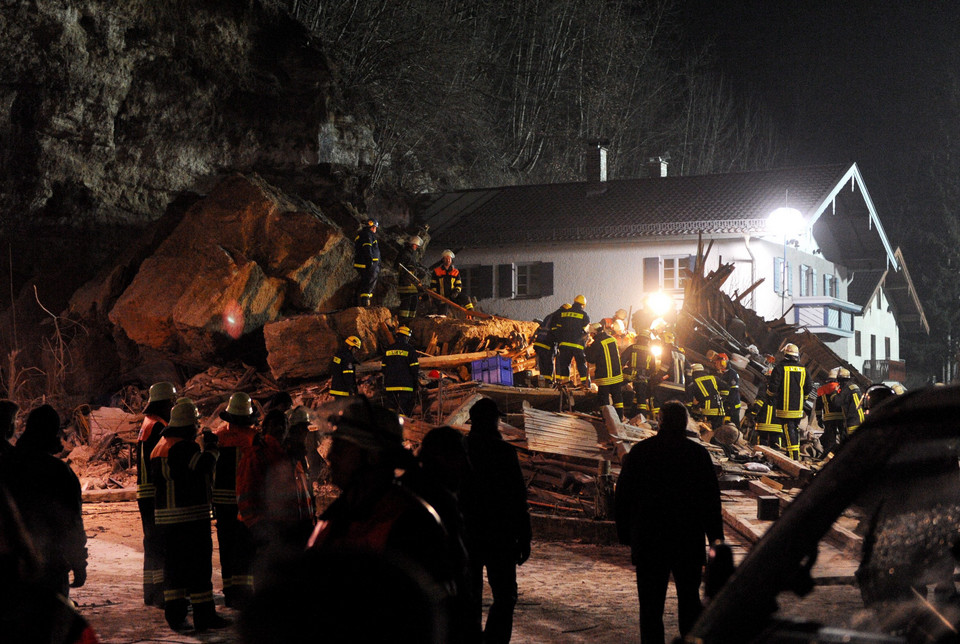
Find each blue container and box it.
[470,356,514,386]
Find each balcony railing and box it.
[791,296,861,339]
[861,359,906,383]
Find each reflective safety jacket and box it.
[137,414,167,500]
[395,245,423,295]
[556,304,590,350]
[353,228,380,269]
[716,368,741,413]
[150,431,218,525]
[212,424,257,506]
[382,337,420,392]
[834,380,865,433]
[431,263,463,299]
[687,374,724,417]
[330,345,358,397]
[533,308,563,351]
[766,358,810,420]
[815,380,843,424]
[584,331,624,386]
[621,341,656,384]
[746,397,781,433]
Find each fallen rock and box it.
[408,316,537,355]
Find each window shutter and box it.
[476,265,494,299]
[773,258,783,293]
[799,266,807,296]
[536,262,554,297]
[497,264,514,299]
[643,257,660,292]
[787,261,793,296]
[811,268,817,296]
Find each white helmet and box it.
[441,249,455,259]
[827,367,840,379]
[410,235,423,246]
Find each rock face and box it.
[108,174,354,362]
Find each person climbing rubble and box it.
[354,218,381,307]
[765,343,810,461]
[585,322,626,419]
[395,234,426,323]
[555,295,591,387]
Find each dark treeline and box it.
[280,0,784,190]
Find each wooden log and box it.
[444,393,485,427]
[753,445,813,483]
[356,350,499,373]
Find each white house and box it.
[419,155,927,382]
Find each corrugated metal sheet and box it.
[523,405,606,460]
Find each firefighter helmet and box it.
[828,367,840,379]
[561,303,572,310]
[691,363,705,373]
[861,384,896,413]
[588,322,603,333]
[574,294,587,306]
[345,335,362,349]
[441,249,455,259]
[891,383,906,395]
[409,235,423,247]
[614,308,628,321]
[288,406,311,427]
[783,343,799,358]
[837,367,851,379]
[147,381,178,404]
[220,392,257,425]
[168,399,200,428]
[365,218,379,228]
[396,326,412,337]
[662,331,676,344]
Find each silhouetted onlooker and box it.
[0,399,17,456]
[615,401,724,643]
[460,397,531,644]
[0,404,87,599]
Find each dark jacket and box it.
[330,345,359,397]
[815,379,843,425]
[615,432,723,566]
[716,368,741,413]
[460,425,531,551]
[395,245,423,294]
[621,340,655,383]
[137,414,167,500]
[353,227,380,269]
[584,330,624,386]
[150,431,219,525]
[687,374,724,418]
[834,380,865,432]
[430,263,462,299]
[555,303,590,350]
[382,336,420,392]
[765,357,810,419]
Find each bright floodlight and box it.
[767,207,804,238]
[646,291,673,317]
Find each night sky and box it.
[680,0,960,243]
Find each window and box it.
[885,336,891,359]
[855,330,862,357]
[461,265,494,300]
[799,265,816,296]
[876,291,882,309]
[870,334,877,361]
[823,273,838,298]
[497,262,553,299]
[774,258,793,295]
[663,256,684,290]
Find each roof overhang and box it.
[808,164,897,271]
[884,248,930,334]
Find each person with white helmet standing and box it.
[395,234,425,323]
[815,367,844,454]
[430,249,475,312]
[354,218,381,307]
[765,343,811,461]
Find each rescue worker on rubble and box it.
[621,329,656,418]
[395,235,426,323]
[150,399,229,632]
[834,368,864,437]
[860,383,899,416]
[381,326,420,416]
[815,368,844,453]
[601,308,630,338]
[743,394,783,447]
[330,336,362,398]
[585,322,625,419]
[713,353,741,426]
[766,343,810,461]
[532,304,566,386]
[213,392,259,609]
[137,381,178,608]
[354,218,381,307]
[431,249,475,311]
[555,295,591,387]
[686,364,725,429]
[651,330,687,418]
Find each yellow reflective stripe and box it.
[137,483,156,499]
[155,505,211,524]
[330,390,351,396]
[386,386,414,392]
[559,342,584,349]
[594,374,623,386]
[190,590,215,603]
[342,369,354,374]
[533,342,552,350]
[212,489,238,504]
[354,263,367,268]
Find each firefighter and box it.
[651,330,687,417]
[137,381,178,608]
[860,383,898,415]
[765,343,810,461]
[430,249,474,311]
[395,235,425,323]
[713,353,741,426]
[555,295,590,386]
[621,329,656,418]
[382,326,420,416]
[686,363,725,429]
[834,368,864,437]
[815,368,844,453]
[585,322,625,419]
[213,392,259,609]
[150,399,228,632]
[532,304,565,386]
[743,394,783,447]
[354,218,380,307]
[330,336,362,398]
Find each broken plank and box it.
[753,445,813,483]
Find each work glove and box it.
[70,565,87,588]
[201,429,219,451]
[452,288,461,298]
[517,540,531,566]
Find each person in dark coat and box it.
[136,381,178,608]
[460,397,532,644]
[330,336,362,398]
[381,326,420,416]
[395,234,426,323]
[615,401,724,643]
[354,218,381,307]
[0,404,87,599]
[584,322,625,418]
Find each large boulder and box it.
[408,316,538,355]
[108,174,354,362]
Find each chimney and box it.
[646,155,669,178]
[587,142,608,182]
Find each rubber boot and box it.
[164,598,190,631]
[193,601,231,632]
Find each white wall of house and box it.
[844,287,900,369]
